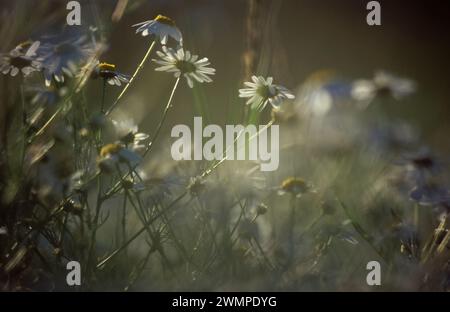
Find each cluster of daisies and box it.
[0,35,96,85]
[1,13,296,112]
[1,13,296,174]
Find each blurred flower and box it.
[153,46,215,88]
[366,120,419,153]
[256,203,269,216]
[27,84,68,107]
[29,139,77,207]
[112,119,149,152]
[97,143,142,173]
[219,162,267,199]
[409,182,450,206]
[133,14,183,45]
[39,35,95,86]
[296,72,353,117]
[407,148,440,173]
[352,71,416,104]
[92,61,130,86]
[0,226,7,235]
[278,177,314,197]
[137,174,181,204]
[89,112,109,131]
[239,76,295,111]
[188,176,206,196]
[402,147,442,186]
[0,41,42,77]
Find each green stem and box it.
[106,40,156,115]
[99,77,181,202]
[100,79,107,113]
[86,174,104,276]
[96,191,188,269]
[144,77,180,157]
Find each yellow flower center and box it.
[98,62,116,71]
[100,143,123,158]
[17,40,33,51]
[281,177,309,194]
[176,60,196,74]
[154,14,176,26]
[257,85,277,99]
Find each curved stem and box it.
[106,40,156,115]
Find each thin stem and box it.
[33,49,105,139]
[19,84,27,169]
[201,119,274,179]
[121,194,127,245]
[337,198,387,263]
[100,79,107,113]
[86,174,104,276]
[96,191,188,269]
[106,40,156,115]
[288,194,296,261]
[99,77,181,201]
[143,77,180,157]
[251,237,274,270]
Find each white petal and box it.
[10,67,19,77]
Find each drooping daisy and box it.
[239,76,295,111]
[133,14,183,45]
[92,61,130,86]
[153,46,215,88]
[277,177,315,198]
[0,41,42,77]
[39,35,95,86]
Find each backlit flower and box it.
[133,14,183,45]
[278,177,314,197]
[153,46,215,88]
[39,35,95,86]
[92,61,130,86]
[112,119,149,151]
[352,71,416,104]
[0,41,42,77]
[239,76,295,111]
[97,143,142,173]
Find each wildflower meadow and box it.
[0,0,449,292]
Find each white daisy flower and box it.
[153,46,215,88]
[112,118,149,151]
[92,61,130,86]
[352,71,416,104]
[239,75,295,111]
[39,35,96,86]
[97,143,142,174]
[0,41,42,77]
[133,14,183,45]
